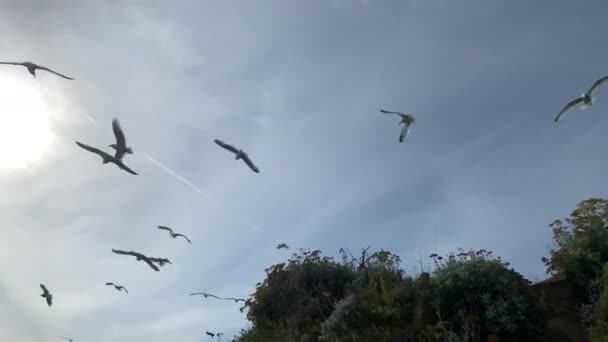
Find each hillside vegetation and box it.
[233,198,608,342]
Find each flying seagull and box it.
[555,75,608,122]
[40,284,53,307]
[0,61,73,80]
[109,118,133,161]
[214,139,260,173]
[276,243,289,250]
[57,337,74,342]
[75,141,138,175]
[157,226,192,244]
[380,109,416,143]
[111,249,160,272]
[105,282,128,293]
[190,292,246,303]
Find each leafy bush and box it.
[235,248,548,342]
[542,198,608,300]
[590,263,608,341]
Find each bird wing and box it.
[174,233,192,244]
[399,122,413,143]
[37,65,74,80]
[380,109,407,117]
[588,75,608,95]
[57,337,74,342]
[190,292,221,300]
[225,297,246,303]
[241,154,260,173]
[46,295,53,306]
[113,159,138,175]
[111,118,128,160]
[555,97,584,122]
[205,331,215,337]
[105,282,115,286]
[75,141,111,159]
[141,257,161,271]
[157,225,174,233]
[0,61,24,66]
[214,139,239,154]
[40,284,48,294]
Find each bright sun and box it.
[0,77,51,169]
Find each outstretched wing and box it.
[112,118,128,160]
[588,75,608,95]
[157,225,174,233]
[214,139,239,154]
[105,282,115,286]
[118,286,128,293]
[205,331,215,337]
[399,122,414,143]
[555,97,584,122]
[175,233,192,244]
[241,154,260,173]
[0,61,24,66]
[380,109,407,116]
[75,141,110,159]
[225,297,246,303]
[190,292,221,300]
[57,337,74,342]
[37,65,74,80]
[113,159,138,175]
[40,284,49,295]
[141,257,161,272]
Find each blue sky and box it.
[1,0,608,340]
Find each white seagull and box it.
[214,139,260,173]
[0,61,73,80]
[555,75,608,122]
[380,109,416,143]
[157,225,192,244]
[75,141,138,175]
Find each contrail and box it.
[143,153,220,206]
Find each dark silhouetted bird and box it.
[214,139,259,173]
[40,284,53,307]
[0,61,73,80]
[111,249,160,271]
[75,141,138,175]
[105,282,128,293]
[380,109,416,143]
[190,292,245,303]
[148,257,172,267]
[555,75,608,122]
[108,119,133,161]
[157,226,192,244]
[276,243,289,250]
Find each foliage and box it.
[542,198,608,300]
[234,247,547,342]
[590,263,608,341]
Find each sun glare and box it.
[0,78,51,170]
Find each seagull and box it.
[75,141,138,175]
[276,243,289,250]
[157,226,192,244]
[109,118,133,161]
[190,292,246,303]
[214,139,260,173]
[40,284,53,307]
[105,282,128,293]
[0,61,73,80]
[555,75,608,122]
[111,249,160,271]
[57,337,74,342]
[380,109,416,143]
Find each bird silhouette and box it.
[105,282,128,293]
[190,292,246,303]
[57,337,74,342]
[555,75,608,122]
[40,284,53,307]
[157,226,192,244]
[214,139,260,173]
[0,61,73,80]
[111,249,160,271]
[380,109,416,143]
[148,257,172,267]
[108,118,133,161]
[205,331,215,337]
[276,243,289,250]
[75,141,138,175]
